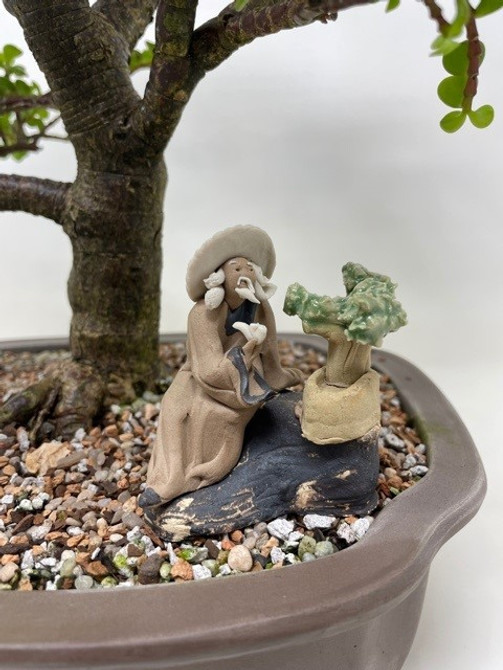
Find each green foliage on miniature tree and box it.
[284,263,407,347]
[0,44,55,159]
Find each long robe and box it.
[146,299,302,503]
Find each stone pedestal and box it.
[142,391,379,542]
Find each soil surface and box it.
[0,341,428,590]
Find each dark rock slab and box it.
[142,391,379,542]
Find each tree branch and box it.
[93,0,159,51]
[0,92,55,115]
[191,0,373,72]
[0,174,70,224]
[131,0,199,154]
[5,1,139,150]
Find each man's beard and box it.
[235,276,260,304]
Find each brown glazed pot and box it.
[0,336,486,670]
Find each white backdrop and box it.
[1,2,502,668]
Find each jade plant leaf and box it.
[440,110,467,133]
[437,76,466,108]
[386,0,400,12]
[475,0,503,18]
[468,104,494,128]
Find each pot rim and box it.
[0,335,487,668]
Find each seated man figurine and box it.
[142,225,303,507]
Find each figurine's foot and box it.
[138,487,164,510]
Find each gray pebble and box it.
[201,560,219,577]
[74,575,94,590]
[60,558,77,578]
[385,433,406,450]
[159,562,172,580]
[298,535,317,559]
[314,541,335,558]
[301,552,316,563]
[410,465,429,477]
[403,454,417,470]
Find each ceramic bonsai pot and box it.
[0,336,486,670]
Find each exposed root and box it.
[0,360,105,442]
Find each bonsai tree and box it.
[0,0,501,439]
[284,262,407,388]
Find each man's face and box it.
[222,257,258,307]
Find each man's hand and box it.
[233,321,267,345]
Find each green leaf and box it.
[447,0,472,38]
[12,150,28,161]
[13,79,32,96]
[431,35,460,57]
[129,41,155,73]
[437,75,466,108]
[8,65,26,77]
[234,0,250,9]
[386,0,400,11]
[2,45,22,65]
[475,0,503,18]
[443,41,468,75]
[469,104,494,128]
[440,110,467,133]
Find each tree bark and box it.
[62,159,167,401]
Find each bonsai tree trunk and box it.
[306,323,371,388]
[66,161,167,402]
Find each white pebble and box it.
[267,518,295,541]
[21,550,34,571]
[218,564,232,576]
[270,547,286,565]
[303,514,336,530]
[18,499,33,512]
[166,542,178,565]
[28,522,52,543]
[73,428,86,442]
[67,527,84,537]
[288,531,304,543]
[17,428,30,451]
[1,495,14,506]
[109,533,124,543]
[192,565,212,581]
[411,465,429,477]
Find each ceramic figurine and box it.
[141,225,303,509]
[284,263,407,444]
[140,238,400,541]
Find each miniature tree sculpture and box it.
[284,263,407,444]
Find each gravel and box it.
[0,341,429,590]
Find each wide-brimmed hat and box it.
[186,225,276,301]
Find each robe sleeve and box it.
[187,302,274,409]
